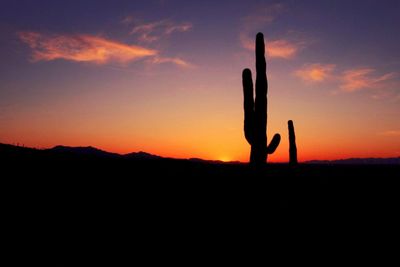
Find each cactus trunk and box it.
[288,120,298,165]
[243,33,280,165]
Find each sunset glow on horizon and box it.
[1,0,399,162]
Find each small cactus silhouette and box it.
[288,120,298,165]
[242,33,281,165]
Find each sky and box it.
[1,0,399,162]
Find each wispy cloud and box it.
[295,64,336,82]
[294,63,397,96]
[340,68,396,92]
[241,3,284,29]
[378,130,400,137]
[18,31,157,64]
[121,15,134,25]
[239,3,306,59]
[149,56,194,68]
[130,19,192,43]
[18,31,191,68]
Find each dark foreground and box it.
[2,143,398,208]
[2,143,399,261]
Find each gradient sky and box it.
[1,0,399,162]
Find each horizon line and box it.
[1,142,399,164]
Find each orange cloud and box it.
[340,68,396,92]
[18,31,157,64]
[18,31,191,68]
[295,64,336,82]
[130,20,192,43]
[267,39,299,59]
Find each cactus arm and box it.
[288,120,298,165]
[242,68,255,145]
[267,133,281,154]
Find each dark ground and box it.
[1,143,399,262]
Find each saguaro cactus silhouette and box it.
[242,32,281,165]
[288,120,298,165]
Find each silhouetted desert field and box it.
[2,143,399,210]
[2,143,399,260]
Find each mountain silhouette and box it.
[306,157,400,165]
[124,151,164,160]
[0,143,238,163]
[51,145,120,158]
[2,143,399,165]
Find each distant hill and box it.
[51,145,121,158]
[124,151,164,160]
[306,157,400,165]
[0,143,223,163]
[1,143,399,164]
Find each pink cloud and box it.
[149,56,193,68]
[340,68,397,92]
[240,3,284,29]
[294,64,397,95]
[130,20,192,43]
[239,33,254,51]
[121,15,134,25]
[295,64,336,82]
